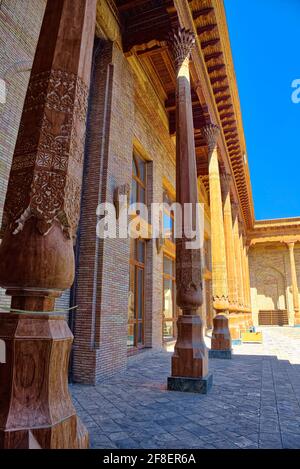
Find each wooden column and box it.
[220,173,240,340]
[240,233,249,326]
[202,124,231,358]
[232,203,245,328]
[287,242,300,325]
[239,224,252,328]
[167,28,212,393]
[243,240,252,324]
[0,0,96,448]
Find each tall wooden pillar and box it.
[0,0,97,448]
[202,124,231,358]
[232,203,245,329]
[243,239,252,324]
[167,28,212,393]
[287,242,300,325]
[220,173,240,340]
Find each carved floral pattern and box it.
[1,69,89,238]
[202,123,220,152]
[167,27,195,72]
[176,238,202,300]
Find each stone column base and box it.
[167,374,213,394]
[209,349,232,359]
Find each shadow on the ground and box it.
[70,348,300,450]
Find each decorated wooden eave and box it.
[113,0,212,180]
[188,0,255,229]
[103,0,255,229]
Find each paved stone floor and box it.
[71,327,300,449]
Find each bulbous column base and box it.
[209,314,232,359]
[0,313,88,449]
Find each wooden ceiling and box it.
[114,0,252,226]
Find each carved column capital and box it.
[239,220,246,237]
[202,123,220,152]
[167,27,195,72]
[231,201,240,218]
[220,171,232,196]
[286,241,295,251]
[220,172,232,185]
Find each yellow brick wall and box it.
[249,244,300,326]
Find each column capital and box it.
[286,241,296,250]
[167,27,195,72]
[202,123,220,152]
[238,220,246,236]
[220,172,232,184]
[220,171,232,195]
[231,201,241,220]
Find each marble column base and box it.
[209,349,232,359]
[167,374,213,394]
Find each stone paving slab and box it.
[71,327,300,449]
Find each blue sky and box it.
[224,0,300,220]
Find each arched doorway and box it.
[256,266,288,325]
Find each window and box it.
[163,254,178,340]
[131,152,146,205]
[163,190,174,241]
[128,238,145,348]
[128,153,147,349]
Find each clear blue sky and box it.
[224,0,300,220]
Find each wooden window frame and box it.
[162,253,178,342]
[128,239,146,349]
[128,151,147,351]
[132,152,146,205]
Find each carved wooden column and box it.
[243,239,252,325]
[287,242,300,325]
[0,0,97,448]
[202,124,231,359]
[220,172,240,340]
[232,203,245,329]
[167,28,212,393]
[239,227,250,327]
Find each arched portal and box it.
[256,266,288,325]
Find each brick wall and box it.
[73,40,134,383]
[73,38,177,383]
[0,0,46,308]
[249,245,300,325]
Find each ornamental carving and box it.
[176,238,203,301]
[167,27,195,72]
[202,123,220,152]
[1,69,89,239]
